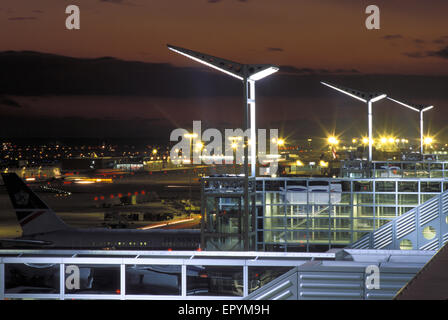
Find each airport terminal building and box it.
[200,160,448,252]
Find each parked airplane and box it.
[0,173,200,250]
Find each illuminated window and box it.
[422,226,436,240]
[399,239,413,250]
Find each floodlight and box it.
[387,97,435,154]
[321,81,387,161]
[168,44,278,177]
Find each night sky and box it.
[1,0,448,144]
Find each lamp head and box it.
[321,81,386,103]
[167,44,279,81]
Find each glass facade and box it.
[254,177,445,252]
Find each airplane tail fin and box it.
[1,173,69,236]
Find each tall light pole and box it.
[321,81,387,162]
[168,45,278,250]
[167,44,278,178]
[386,97,434,154]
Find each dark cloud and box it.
[1,52,447,140]
[0,96,22,108]
[404,46,448,60]
[403,51,428,58]
[267,47,284,52]
[280,65,359,75]
[207,0,248,3]
[7,17,37,21]
[383,34,403,40]
[99,0,137,6]
[428,46,448,59]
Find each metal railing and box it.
[351,189,448,251]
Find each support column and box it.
[368,101,373,162]
[420,111,424,154]
[248,80,256,178]
[243,78,250,251]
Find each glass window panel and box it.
[331,231,352,244]
[421,182,441,193]
[5,264,60,294]
[331,218,352,230]
[263,217,286,230]
[375,181,396,192]
[310,218,330,229]
[125,265,181,295]
[65,265,120,295]
[398,207,415,216]
[403,163,416,171]
[265,192,283,204]
[255,193,263,205]
[286,217,308,229]
[257,218,264,230]
[376,206,397,217]
[353,219,375,231]
[265,205,285,217]
[286,231,308,246]
[398,194,419,205]
[341,181,351,192]
[339,193,352,205]
[353,231,370,242]
[398,181,418,192]
[430,171,443,178]
[264,230,287,243]
[309,205,330,217]
[332,205,353,217]
[421,194,437,203]
[353,181,373,192]
[187,266,243,297]
[430,163,443,170]
[286,205,307,216]
[353,206,374,218]
[248,267,293,294]
[376,194,396,205]
[376,219,392,229]
[308,230,330,242]
[257,205,264,217]
[265,181,285,192]
[353,193,373,204]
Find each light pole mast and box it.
[387,97,434,155]
[321,81,387,162]
[167,44,278,250]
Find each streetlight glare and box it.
[319,160,329,168]
[296,160,304,167]
[184,133,198,139]
[328,136,339,145]
[424,137,433,145]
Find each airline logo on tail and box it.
[2,173,70,236]
[14,190,30,207]
[17,210,47,227]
